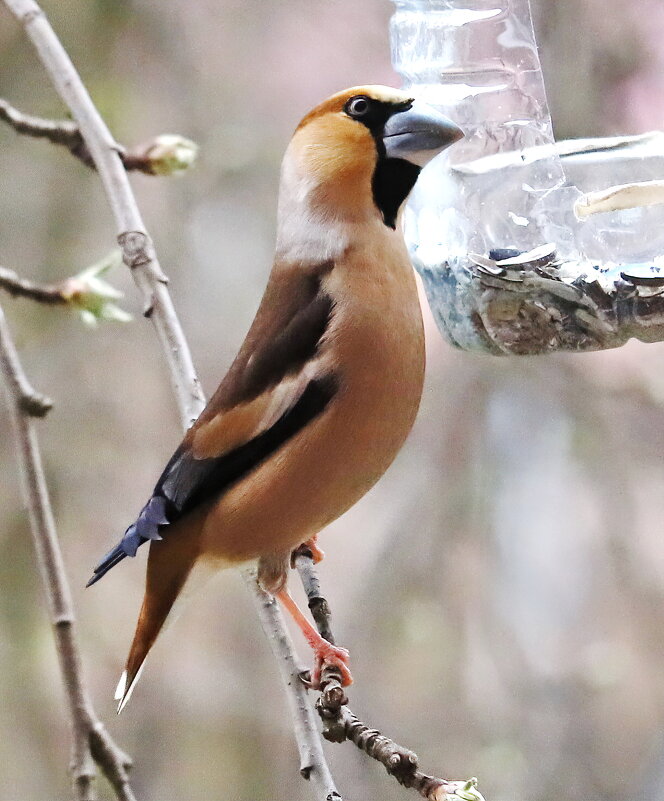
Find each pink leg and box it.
[277,589,353,688]
[302,534,325,564]
[291,534,326,566]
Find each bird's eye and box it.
[346,96,370,118]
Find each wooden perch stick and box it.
[575,179,664,218]
[0,303,136,801]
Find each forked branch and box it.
[0,303,136,801]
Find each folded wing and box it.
[87,261,338,586]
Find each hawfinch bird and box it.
[88,85,463,712]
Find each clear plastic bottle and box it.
[390,0,664,352]
[389,0,571,347]
[391,0,558,163]
[391,0,565,259]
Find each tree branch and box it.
[324,707,482,801]
[244,568,342,800]
[0,96,79,144]
[295,554,484,801]
[3,0,204,430]
[0,296,54,415]
[0,258,132,326]
[2,1,339,798]
[293,548,335,644]
[0,264,71,305]
[0,302,136,801]
[0,96,197,175]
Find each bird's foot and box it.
[304,535,325,564]
[310,641,353,689]
[276,587,352,688]
[291,534,325,566]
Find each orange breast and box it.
[200,225,425,562]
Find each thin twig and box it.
[293,548,335,644]
[0,302,136,801]
[1,2,339,798]
[243,568,342,800]
[0,264,69,305]
[293,550,348,724]
[0,96,80,145]
[0,260,132,326]
[324,707,481,801]
[295,553,484,801]
[0,96,195,175]
[0,295,54,415]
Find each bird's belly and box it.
[201,272,425,562]
[202,393,420,561]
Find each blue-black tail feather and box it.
[86,494,170,587]
[86,545,129,587]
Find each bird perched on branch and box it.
[88,85,463,712]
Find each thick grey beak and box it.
[382,100,464,167]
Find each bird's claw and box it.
[310,642,353,689]
[298,668,314,688]
[305,536,325,564]
[291,535,325,566]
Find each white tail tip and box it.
[114,663,145,714]
[114,670,127,701]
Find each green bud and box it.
[434,778,485,801]
[61,250,131,326]
[144,134,199,175]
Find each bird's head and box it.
[281,85,463,230]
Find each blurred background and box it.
[1,1,664,799]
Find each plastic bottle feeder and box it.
[391,0,664,355]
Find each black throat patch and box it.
[371,157,420,230]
